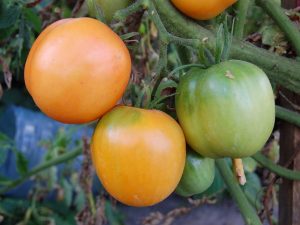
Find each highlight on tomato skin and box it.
[170,0,237,20]
[91,106,186,207]
[24,17,131,124]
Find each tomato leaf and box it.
[154,80,177,99]
[23,8,42,33]
[0,5,21,29]
[105,201,125,225]
[215,24,224,64]
[15,150,28,176]
[242,172,263,211]
[0,175,11,186]
[62,179,73,207]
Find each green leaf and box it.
[0,147,9,166]
[23,8,42,33]
[105,201,125,225]
[0,132,11,143]
[0,5,21,29]
[74,189,85,211]
[215,24,224,64]
[0,175,11,186]
[154,80,177,99]
[242,172,263,210]
[15,150,28,175]
[260,25,284,47]
[61,179,73,207]
[120,32,140,40]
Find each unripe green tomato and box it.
[87,0,133,23]
[175,60,275,158]
[242,157,258,173]
[175,149,215,197]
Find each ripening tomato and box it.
[91,106,186,207]
[175,149,215,197]
[170,0,237,20]
[87,0,133,23]
[176,60,275,158]
[25,18,131,124]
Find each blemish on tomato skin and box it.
[225,70,235,79]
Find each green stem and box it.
[113,0,148,22]
[169,64,206,77]
[252,152,300,180]
[88,192,96,216]
[0,147,82,195]
[153,0,300,94]
[234,0,250,39]
[216,159,263,225]
[276,105,300,127]
[256,0,300,56]
[167,35,200,48]
[150,42,168,99]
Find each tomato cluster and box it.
[24,1,275,207]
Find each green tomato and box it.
[87,0,133,23]
[242,157,258,172]
[175,149,215,197]
[175,60,275,158]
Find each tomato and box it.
[170,0,237,20]
[25,18,131,124]
[87,0,133,23]
[175,149,215,197]
[91,106,186,207]
[175,60,275,158]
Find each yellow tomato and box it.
[171,0,237,20]
[25,18,131,124]
[91,106,186,207]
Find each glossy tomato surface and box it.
[25,18,131,124]
[87,0,133,23]
[171,0,237,20]
[176,60,275,158]
[175,149,215,197]
[91,106,186,207]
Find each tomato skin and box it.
[87,0,133,23]
[25,18,131,124]
[175,60,275,158]
[175,149,215,197]
[91,106,186,207]
[171,0,237,20]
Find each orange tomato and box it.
[25,18,131,124]
[170,0,237,20]
[91,106,186,207]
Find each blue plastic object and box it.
[0,105,99,198]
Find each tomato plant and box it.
[170,0,237,20]
[24,17,131,124]
[175,149,215,197]
[91,106,186,207]
[87,0,133,23]
[176,60,275,158]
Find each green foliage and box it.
[105,201,125,225]
[243,172,263,211]
[15,150,29,175]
